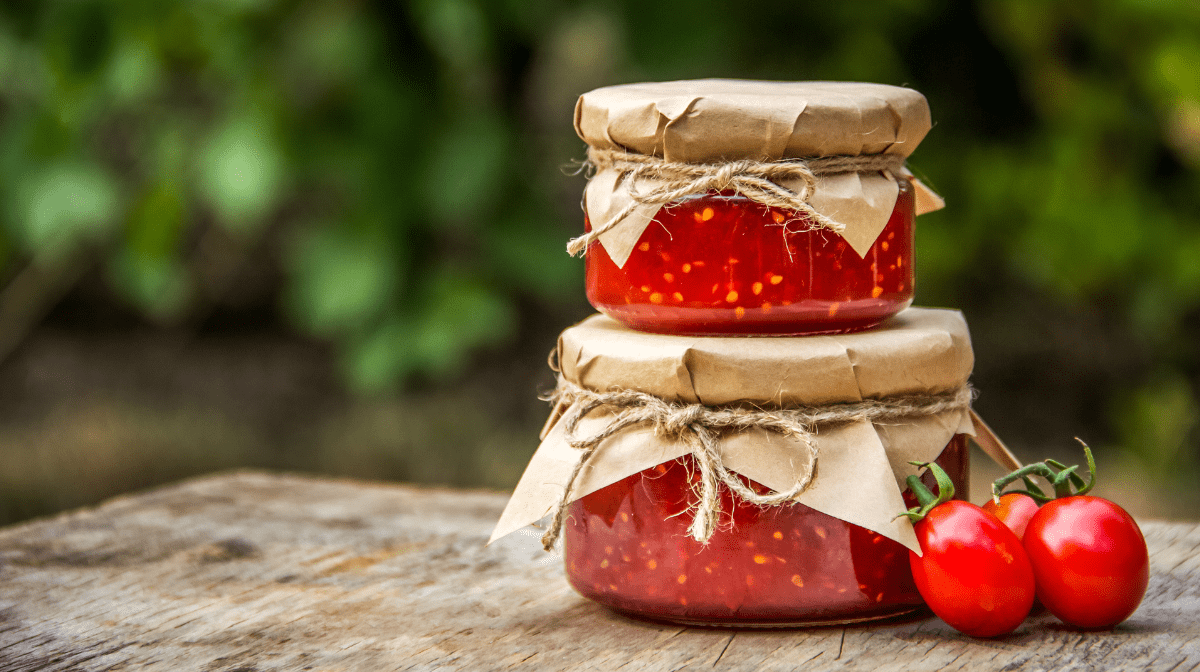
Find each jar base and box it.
[606,605,927,629]
[594,305,894,337]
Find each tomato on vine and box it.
[992,440,1149,630]
[981,491,1039,540]
[901,461,1036,638]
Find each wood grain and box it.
[0,471,1193,671]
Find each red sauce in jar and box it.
[585,180,914,336]
[563,434,967,626]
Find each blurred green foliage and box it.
[0,0,579,391]
[0,1,1198,481]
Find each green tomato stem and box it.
[897,461,956,523]
[1073,438,1097,496]
[991,438,1097,503]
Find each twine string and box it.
[567,148,907,256]
[540,377,973,551]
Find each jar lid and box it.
[575,79,931,164]
[558,307,973,407]
[493,307,978,554]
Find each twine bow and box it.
[540,376,974,551]
[567,148,908,257]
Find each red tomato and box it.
[982,493,1040,540]
[909,500,1036,637]
[1023,496,1149,629]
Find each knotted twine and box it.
[540,376,975,551]
[567,147,908,257]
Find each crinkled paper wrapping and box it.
[575,80,945,267]
[490,308,977,554]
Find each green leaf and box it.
[410,274,515,375]
[285,226,399,338]
[125,180,184,258]
[105,37,163,104]
[11,161,120,257]
[1150,36,1200,103]
[105,179,189,321]
[343,272,516,391]
[198,112,285,233]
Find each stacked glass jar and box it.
[552,81,969,626]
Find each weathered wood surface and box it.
[0,472,1194,672]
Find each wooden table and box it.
[0,472,1195,671]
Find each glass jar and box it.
[585,179,915,336]
[562,433,966,627]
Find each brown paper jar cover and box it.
[491,307,977,554]
[575,79,931,164]
[558,307,972,406]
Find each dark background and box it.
[0,0,1197,523]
